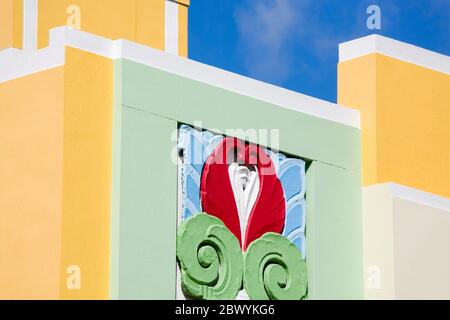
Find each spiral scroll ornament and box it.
[177,213,243,300]
[243,233,308,300]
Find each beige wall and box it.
[364,183,450,299]
[393,198,450,299]
[363,184,395,299]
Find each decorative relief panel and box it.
[177,125,307,300]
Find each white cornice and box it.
[165,0,179,55]
[385,183,450,212]
[23,0,38,51]
[339,34,450,75]
[0,36,64,81]
[0,27,360,129]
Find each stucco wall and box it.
[339,37,450,198]
[363,183,450,299]
[0,67,64,299]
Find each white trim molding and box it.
[339,35,450,75]
[387,183,450,213]
[23,0,38,51]
[165,0,179,55]
[0,27,360,129]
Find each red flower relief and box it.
[200,137,286,251]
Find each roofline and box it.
[0,27,361,129]
[339,34,450,75]
[367,183,450,213]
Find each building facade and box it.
[0,0,449,300]
[339,35,450,299]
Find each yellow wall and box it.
[2,0,188,55]
[0,49,115,300]
[0,68,64,299]
[12,0,22,48]
[1,0,190,301]
[38,0,135,49]
[178,3,188,57]
[135,0,165,51]
[0,0,13,49]
[338,54,378,185]
[339,54,450,198]
[0,0,23,49]
[59,47,114,300]
[37,0,180,52]
[0,0,24,49]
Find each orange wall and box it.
[0,67,64,299]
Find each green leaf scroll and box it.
[177,215,308,300]
[243,233,308,300]
[177,213,243,300]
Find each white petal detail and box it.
[228,164,260,245]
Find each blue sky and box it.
[188,0,450,103]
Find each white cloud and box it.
[234,0,305,83]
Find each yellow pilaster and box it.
[339,52,450,198]
[135,0,165,51]
[59,48,114,300]
[178,2,188,57]
[0,0,13,49]
[338,54,378,185]
[4,0,189,56]
[12,0,22,48]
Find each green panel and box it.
[112,59,364,300]
[117,107,178,299]
[306,162,364,299]
[120,59,361,171]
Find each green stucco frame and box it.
[110,59,363,300]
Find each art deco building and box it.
[0,0,449,300]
